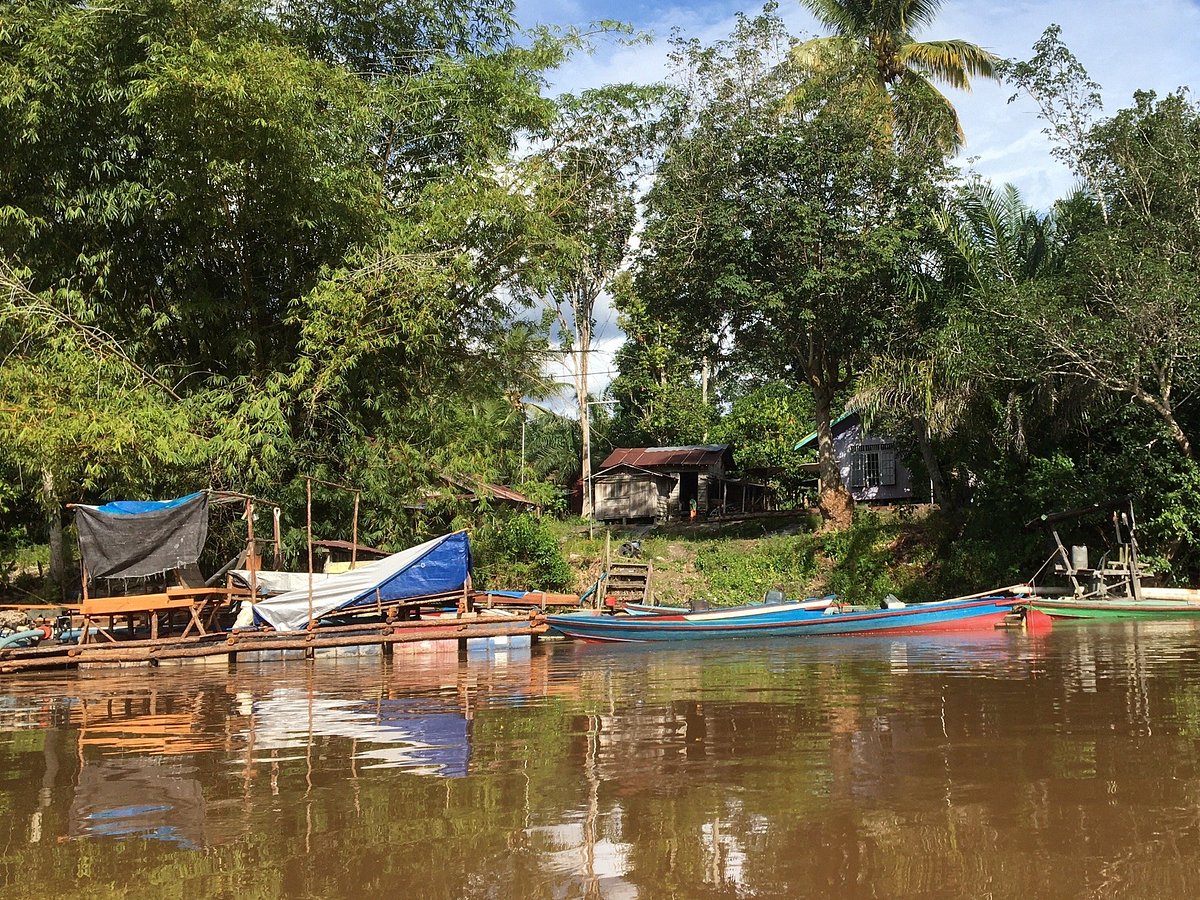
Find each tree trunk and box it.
[1135,390,1193,460]
[581,401,593,519]
[578,302,594,520]
[915,417,951,510]
[813,383,853,529]
[41,468,65,602]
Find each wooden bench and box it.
[79,587,247,643]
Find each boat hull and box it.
[546,597,1017,643]
[1025,598,1200,620]
[622,597,832,618]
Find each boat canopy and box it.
[75,492,209,580]
[252,531,471,632]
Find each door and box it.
[679,471,699,517]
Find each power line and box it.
[542,369,622,380]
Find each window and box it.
[849,443,897,489]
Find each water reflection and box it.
[248,693,470,775]
[1,624,1200,896]
[71,757,206,847]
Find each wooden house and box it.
[793,412,915,503]
[592,445,772,523]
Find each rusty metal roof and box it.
[440,477,535,506]
[599,445,731,471]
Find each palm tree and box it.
[935,179,1095,284]
[794,0,1000,148]
[851,181,1099,505]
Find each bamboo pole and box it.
[351,492,360,569]
[246,498,258,603]
[0,623,549,672]
[6,612,535,662]
[306,477,314,630]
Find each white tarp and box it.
[251,532,469,632]
[231,569,340,594]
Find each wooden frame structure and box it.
[1026,497,1146,601]
[69,490,272,645]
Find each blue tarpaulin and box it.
[92,493,206,516]
[252,532,472,631]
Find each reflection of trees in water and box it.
[2,630,1200,894]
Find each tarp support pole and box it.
[306,477,314,631]
[246,498,258,602]
[351,492,360,569]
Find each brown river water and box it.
[2,624,1200,898]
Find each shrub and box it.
[473,514,574,592]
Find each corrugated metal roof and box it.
[484,483,535,505]
[599,445,730,470]
[439,477,535,506]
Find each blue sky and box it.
[516,0,1200,399]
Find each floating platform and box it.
[0,613,548,674]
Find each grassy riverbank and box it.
[551,509,1033,607]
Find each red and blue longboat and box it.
[545,594,1021,643]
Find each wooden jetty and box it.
[0,612,549,673]
[0,485,569,675]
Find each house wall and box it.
[595,474,671,521]
[834,423,915,503]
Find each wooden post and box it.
[246,498,258,603]
[272,506,282,568]
[351,492,360,569]
[306,477,314,630]
[459,573,472,617]
[79,562,90,645]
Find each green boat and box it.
[1024,597,1200,620]
[1021,498,1200,621]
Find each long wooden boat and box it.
[622,597,833,617]
[1023,597,1200,620]
[545,595,1019,643]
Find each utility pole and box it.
[584,399,618,531]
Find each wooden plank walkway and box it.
[0,613,548,673]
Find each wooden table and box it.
[79,587,248,643]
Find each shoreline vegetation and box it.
[1,1,1197,595]
[0,507,1027,610]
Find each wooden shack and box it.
[593,445,772,523]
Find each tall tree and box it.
[0,0,577,553]
[984,73,1200,461]
[793,0,999,148]
[848,179,1093,506]
[608,274,715,448]
[639,12,948,525]
[525,85,665,518]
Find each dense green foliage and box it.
[473,513,574,591]
[1,1,1198,592]
[0,0,589,582]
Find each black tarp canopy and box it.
[75,492,209,580]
